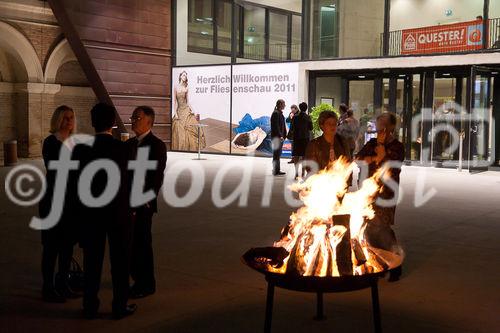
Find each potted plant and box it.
[310,103,339,138]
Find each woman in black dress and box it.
[291,102,313,178]
[39,105,79,302]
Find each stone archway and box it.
[44,38,97,135]
[0,21,45,159]
[0,21,44,83]
[44,38,76,84]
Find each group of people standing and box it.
[271,100,365,178]
[39,103,166,319]
[271,100,313,178]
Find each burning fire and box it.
[268,157,402,277]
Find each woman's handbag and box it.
[67,257,84,292]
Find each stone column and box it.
[14,83,61,158]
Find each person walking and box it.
[270,99,287,176]
[75,103,136,319]
[127,106,167,299]
[291,102,313,178]
[39,105,80,302]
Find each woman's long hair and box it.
[49,105,76,134]
[179,71,188,86]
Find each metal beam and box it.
[46,0,125,135]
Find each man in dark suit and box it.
[76,103,136,319]
[271,99,287,176]
[127,106,167,299]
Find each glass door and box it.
[431,73,467,167]
[468,66,494,171]
[349,78,375,148]
[383,75,408,151]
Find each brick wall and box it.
[14,91,29,158]
[49,0,173,144]
[1,0,173,160]
[0,91,16,160]
[11,21,62,67]
[55,60,89,87]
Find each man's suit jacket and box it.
[73,134,132,244]
[271,110,287,139]
[127,132,167,213]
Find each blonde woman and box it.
[39,105,80,302]
[172,71,206,150]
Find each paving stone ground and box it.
[1,152,499,333]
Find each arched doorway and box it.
[0,21,44,159]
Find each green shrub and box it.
[310,103,339,138]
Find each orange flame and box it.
[269,158,400,276]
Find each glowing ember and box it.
[268,158,402,277]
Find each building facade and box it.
[172,0,500,171]
[0,0,173,159]
[0,0,498,171]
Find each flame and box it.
[268,158,401,276]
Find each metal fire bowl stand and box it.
[245,259,388,333]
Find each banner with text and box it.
[401,19,484,55]
[171,62,300,156]
[231,62,299,157]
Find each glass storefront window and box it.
[390,0,484,31]
[291,15,302,60]
[269,11,289,60]
[489,1,500,48]
[491,0,500,18]
[181,0,496,65]
[188,0,214,53]
[216,0,232,55]
[311,0,339,59]
[382,78,405,143]
[243,5,266,60]
[350,79,375,146]
[389,0,485,55]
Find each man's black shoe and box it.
[112,304,137,320]
[273,171,286,176]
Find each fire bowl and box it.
[243,247,401,333]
